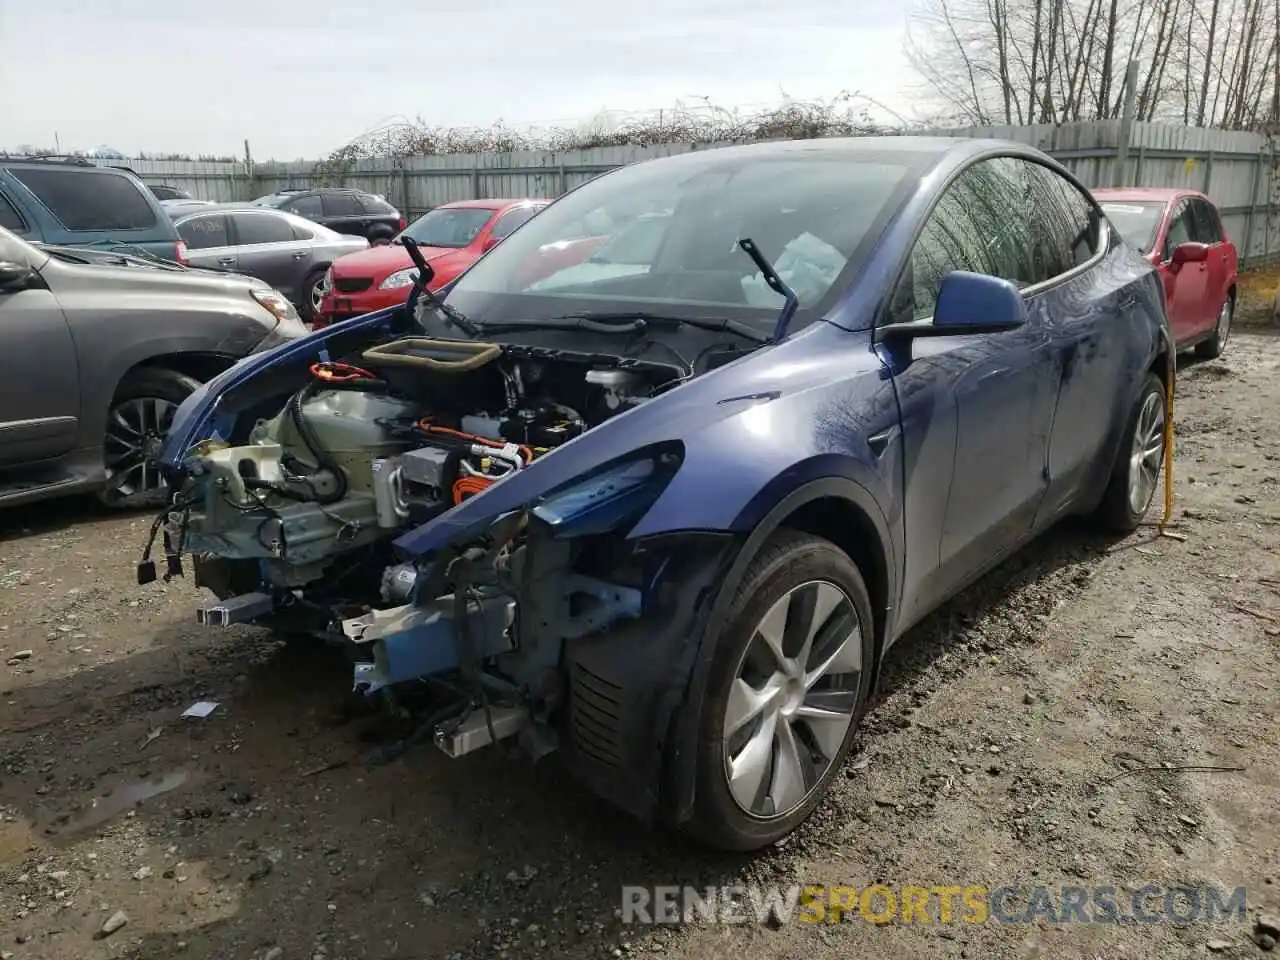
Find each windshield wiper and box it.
[475,316,648,336]
[545,311,769,344]
[737,237,798,341]
[400,236,480,335]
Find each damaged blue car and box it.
[142,137,1172,851]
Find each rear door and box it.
[1189,197,1232,332]
[319,192,366,236]
[0,233,81,466]
[1160,198,1209,344]
[227,211,308,292]
[1026,164,1140,518]
[175,212,237,272]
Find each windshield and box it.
[1099,201,1166,253]
[444,148,917,331]
[400,207,495,248]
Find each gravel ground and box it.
[2,326,1279,960]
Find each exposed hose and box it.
[288,384,348,504]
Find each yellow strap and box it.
[1158,370,1175,530]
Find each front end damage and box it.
[139,320,743,819]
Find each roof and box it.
[1092,187,1199,202]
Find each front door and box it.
[0,237,81,467]
[1159,199,1209,345]
[882,157,1060,627]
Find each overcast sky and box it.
[1,0,914,160]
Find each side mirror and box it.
[0,260,33,292]
[930,271,1025,333]
[1170,242,1209,265]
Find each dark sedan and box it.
[170,204,368,322]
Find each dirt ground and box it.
[2,315,1280,960]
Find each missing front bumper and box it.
[341,594,516,695]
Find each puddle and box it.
[43,770,196,840]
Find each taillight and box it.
[174,239,189,265]
[398,216,407,231]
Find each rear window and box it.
[321,193,363,217]
[285,194,323,218]
[9,167,159,231]
[231,212,294,245]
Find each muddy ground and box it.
[2,314,1279,959]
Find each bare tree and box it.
[908,0,1280,129]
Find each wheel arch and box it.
[666,475,899,823]
[131,351,239,391]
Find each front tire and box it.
[98,368,202,508]
[683,529,873,851]
[1094,372,1167,533]
[1195,294,1233,359]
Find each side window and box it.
[900,159,1032,320]
[177,214,231,250]
[1023,162,1102,274]
[231,213,294,246]
[8,168,158,231]
[291,223,315,241]
[287,194,324,219]
[490,206,539,241]
[1189,199,1222,244]
[321,193,362,217]
[0,193,28,234]
[1163,201,1195,259]
[359,194,397,215]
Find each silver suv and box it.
[0,225,309,508]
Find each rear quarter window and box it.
[0,192,28,234]
[8,167,159,231]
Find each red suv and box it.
[313,198,548,329]
[1093,188,1238,358]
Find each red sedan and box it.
[313,198,548,329]
[1093,187,1238,357]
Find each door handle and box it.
[292,252,306,260]
[217,256,236,266]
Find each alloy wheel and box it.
[103,396,179,500]
[1216,299,1232,348]
[1127,390,1165,517]
[310,275,327,314]
[722,580,863,818]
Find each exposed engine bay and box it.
[153,333,694,760]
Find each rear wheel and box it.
[682,529,873,851]
[1094,372,1167,533]
[99,368,201,508]
[1195,294,1233,359]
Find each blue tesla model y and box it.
[142,136,1172,850]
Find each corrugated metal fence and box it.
[106,121,1280,265]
